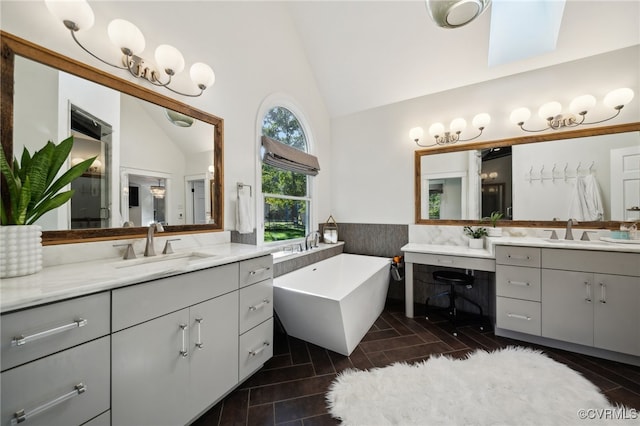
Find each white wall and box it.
[1,1,331,232]
[331,46,639,224]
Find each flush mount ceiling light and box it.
[165,109,194,127]
[426,0,491,28]
[410,113,490,147]
[510,88,635,133]
[45,0,215,97]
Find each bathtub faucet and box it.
[305,231,320,250]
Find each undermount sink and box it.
[112,251,217,271]
[544,238,611,245]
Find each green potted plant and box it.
[0,136,95,278]
[484,211,504,237]
[463,225,488,249]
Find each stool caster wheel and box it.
[452,332,458,337]
[425,316,429,320]
[479,326,484,331]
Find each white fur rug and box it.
[326,347,631,425]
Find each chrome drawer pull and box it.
[179,324,189,358]
[507,313,531,321]
[507,255,531,260]
[584,281,592,303]
[11,318,88,347]
[12,383,86,425]
[507,280,530,287]
[249,267,271,276]
[249,299,270,312]
[249,341,270,357]
[599,282,607,304]
[195,318,204,350]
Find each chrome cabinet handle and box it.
[249,299,270,312]
[507,280,530,287]
[249,341,270,357]
[584,281,592,303]
[507,313,531,321]
[195,318,204,349]
[12,383,86,425]
[599,282,607,304]
[249,267,271,276]
[11,318,88,347]
[179,324,189,358]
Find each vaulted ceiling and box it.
[286,0,640,117]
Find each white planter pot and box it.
[0,225,43,278]
[487,227,503,237]
[468,238,484,249]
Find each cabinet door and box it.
[594,274,640,356]
[541,269,594,347]
[189,292,239,417]
[112,309,190,426]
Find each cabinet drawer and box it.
[239,279,273,334]
[542,249,640,276]
[112,263,238,331]
[496,265,541,301]
[1,292,110,371]
[239,255,273,288]
[239,318,273,381]
[495,246,541,268]
[1,336,110,426]
[83,411,110,426]
[496,297,541,336]
[404,252,495,272]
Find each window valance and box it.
[261,135,320,176]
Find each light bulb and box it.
[108,19,145,55]
[569,95,596,115]
[190,63,216,89]
[45,0,95,31]
[409,127,424,142]
[155,45,185,75]
[449,118,467,133]
[428,122,445,137]
[603,88,635,109]
[538,101,562,120]
[510,107,531,125]
[472,113,490,129]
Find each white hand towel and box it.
[236,189,253,234]
[568,175,603,221]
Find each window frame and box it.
[256,94,316,246]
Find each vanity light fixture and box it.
[510,88,635,133]
[410,113,490,147]
[45,0,216,97]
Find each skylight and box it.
[488,0,566,67]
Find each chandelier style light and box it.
[45,0,215,97]
[410,113,490,147]
[510,88,635,133]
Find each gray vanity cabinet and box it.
[541,249,640,356]
[111,264,241,426]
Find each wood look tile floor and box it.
[192,302,640,425]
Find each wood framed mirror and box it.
[415,122,640,229]
[1,31,224,244]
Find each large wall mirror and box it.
[1,32,224,244]
[415,122,640,228]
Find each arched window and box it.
[261,106,312,242]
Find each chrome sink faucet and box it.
[565,218,578,240]
[144,222,165,256]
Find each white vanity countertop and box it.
[402,237,640,259]
[490,236,640,253]
[0,243,274,313]
[401,243,495,258]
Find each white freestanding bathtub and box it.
[273,254,391,356]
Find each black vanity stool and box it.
[425,270,484,336]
